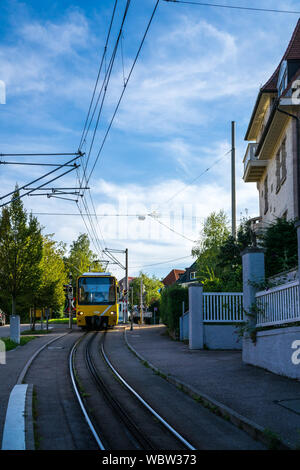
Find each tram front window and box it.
[78,277,116,305]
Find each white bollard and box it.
[10,315,20,344]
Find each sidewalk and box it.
[125,324,300,450]
[0,325,72,446]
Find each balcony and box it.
[243,143,267,182]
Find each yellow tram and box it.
[76,272,119,330]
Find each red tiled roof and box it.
[262,19,300,91]
[162,269,185,287]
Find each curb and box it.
[1,384,27,450]
[124,327,293,450]
[25,384,35,450]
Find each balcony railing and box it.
[243,143,267,182]
[243,143,258,173]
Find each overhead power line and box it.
[131,254,193,269]
[163,0,300,14]
[152,148,231,213]
[0,154,82,203]
[78,0,119,150]
[79,0,132,189]
[149,215,197,243]
[86,0,160,185]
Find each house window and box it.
[264,176,268,214]
[277,61,288,97]
[190,272,196,280]
[276,137,287,192]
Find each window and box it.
[190,272,196,280]
[276,137,287,192]
[264,176,268,214]
[277,61,288,96]
[78,276,116,305]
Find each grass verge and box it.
[1,336,36,351]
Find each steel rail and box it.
[101,332,197,451]
[86,332,155,450]
[69,334,106,450]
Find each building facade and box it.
[243,20,300,232]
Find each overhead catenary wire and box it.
[74,1,133,270]
[78,0,119,151]
[85,0,161,186]
[0,165,79,208]
[74,1,161,275]
[79,0,132,190]
[0,154,82,202]
[163,0,300,14]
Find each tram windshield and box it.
[78,277,116,305]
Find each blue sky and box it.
[0,0,299,280]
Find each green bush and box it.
[261,217,297,277]
[159,284,188,336]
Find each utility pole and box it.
[125,248,128,324]
[104,247,129,323]
[130,286,134,331]
[140,277,143,325]
[231,121,236,238]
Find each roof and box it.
[176,261,198,285]
[245,19,300,141]
[81,272,112,276]
[162,269,185,287]
[261,19,300,92]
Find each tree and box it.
[192,210,230,283]
[216,217,252,291]
[0,187,43,319]
[65,233,103,286]
[261,217,297,277]
[35,235,68,314]
[130,272,163,309]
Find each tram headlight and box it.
[110,311,116,315]
[78,311,84,316]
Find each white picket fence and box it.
[203,293,244,322]
[256,280,300,327]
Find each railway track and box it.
[70,330,197,451]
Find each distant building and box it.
[118,276,135,292]
[162,269,185,287]
[176,261,199,287]
[243,19,300,235]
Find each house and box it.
[118,276,135,292]
[162,269,185,287]
[243,19,300,234]
[176,261,199,287]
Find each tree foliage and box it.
[65,233,103,286]
[261,217,297,277]
[0,188,43,317]
[130,272,163,308]
[192,210,230,285]
[192,212,252,292]
[35,235,68,312]
[159,284,188,336]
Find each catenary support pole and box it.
[231,121,236,238]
